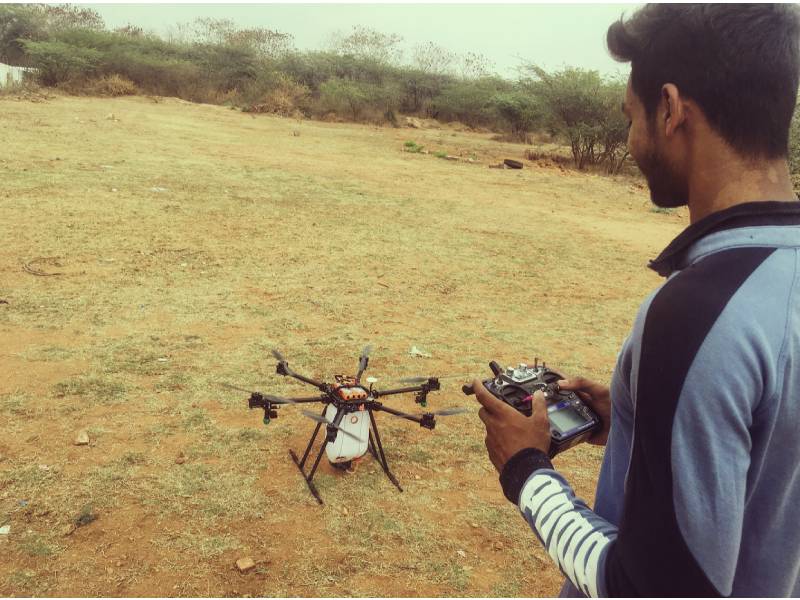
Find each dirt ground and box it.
[0,94,687,597]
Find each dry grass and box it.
[0,93,687,597]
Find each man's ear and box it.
[661,83,687,138]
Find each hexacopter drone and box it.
[223,346,467,504]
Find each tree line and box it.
[0,4,636,173]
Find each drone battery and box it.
[337,386,368,402]
[324,405,370,463]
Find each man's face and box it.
[623,78,688,208]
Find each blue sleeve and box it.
[502,246,779,597]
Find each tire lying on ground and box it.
[503,159,524,169]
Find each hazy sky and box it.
[84,3,640,78]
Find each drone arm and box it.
[277,362,328,391]
[279,395,330,404]
[372,385,427,398]
[373,403,436,430]
[374,403,424,424]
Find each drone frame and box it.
[248,350,441,505]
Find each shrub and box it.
[430,77,508,128]
[491,91,543,143]
[22,39,101,86]
[525,66,628,171]
[85,73,138,96]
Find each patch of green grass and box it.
[182,408,214,431]
[426,559,471,592]
[433,151,448,159]
[18,345,76,361]
[0,391,31,416]
[157,531,242,559]
[5,569,51,596]
[146,463,266,521]
[403,140,424,153]
[490,579,523,597]
[650,206,674,214]
[52,375,127,403]
[74,503,98,527]
[18,532,61,557]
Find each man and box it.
[474,4,800,597]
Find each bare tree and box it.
[329,26,403,64]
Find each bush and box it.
[22,39,102,85]
[430,77,508,128]
[525,65,628,171]
[243,72,309,116]
[491,91,543,143]
[85,73,138,96]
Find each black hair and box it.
[607,4,800,159]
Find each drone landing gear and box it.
[290,406,401,505]
[367,408,403,493]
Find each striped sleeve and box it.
[516,469,617,598]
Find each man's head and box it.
[608,4,800,208]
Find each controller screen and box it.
[550,406,586,433]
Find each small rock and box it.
[74,431,90,446]
[469,522,479,529]
[0,525,10,535]
[493,541,504,551]
[38,464,50,471]
[456,549,467,558]
[111,188,118,192]
[409,345,432,358]
[236,557,255,573]
[414,475,421,480]
[175,455,186,465]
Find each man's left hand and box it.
[474,379,551,472]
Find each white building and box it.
[0,62,35,87]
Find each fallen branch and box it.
[23,257,63,277]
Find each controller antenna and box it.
[534,358,539,368]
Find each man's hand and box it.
[474,379,551,473]
[557,377,611,446]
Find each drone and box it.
[222,346,468,504]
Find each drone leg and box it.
[291,441,326,505]
[368,409,403,493]
[367,435,379,459]
[296,409,326,469]
[289,406,330,505]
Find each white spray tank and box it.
[324,376,376,463]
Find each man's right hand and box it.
[556,377,611,446]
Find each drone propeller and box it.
[301,410,366,443]
[395,374,471,385]
[429,407,470,417]
[397,376,432,385]
[389,406,470,420]
[219,382,259,394]
[263,394,298,405]
[356,344,373,380]
[219,383,297,405]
